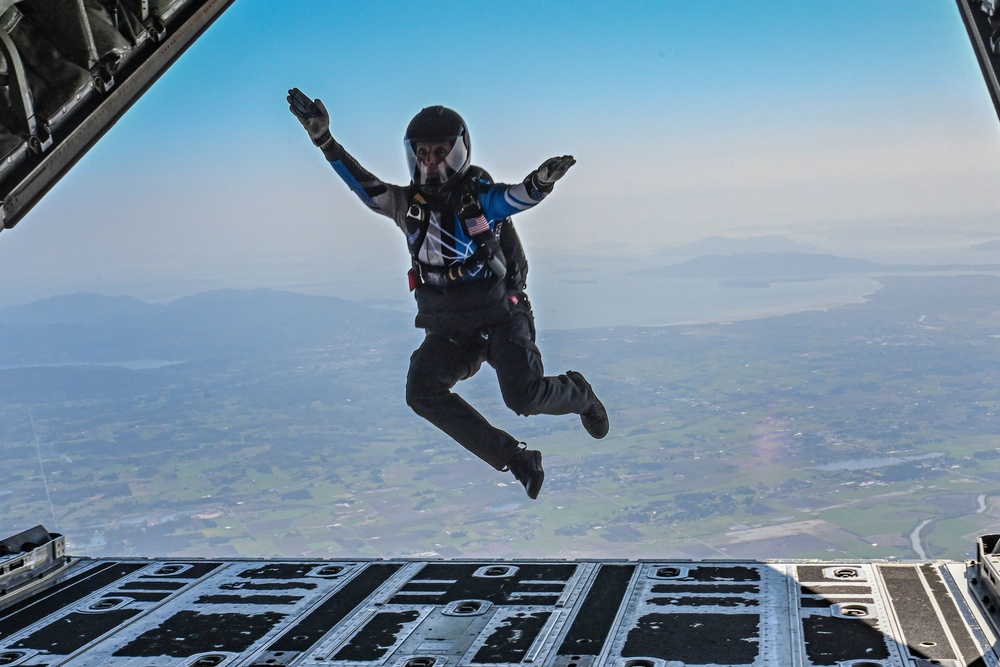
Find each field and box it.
[1,274,999,561]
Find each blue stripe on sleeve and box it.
[330,159,379,210]
[481,183,541,219]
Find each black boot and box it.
[567,370,609,439]
[506,447,544,499]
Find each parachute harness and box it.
[405,171,507,290]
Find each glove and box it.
[287,87,332,147]
[527,155,576,198]
[534,155,576,185]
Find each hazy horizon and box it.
[3,229,999,330]
[1,2,999,313]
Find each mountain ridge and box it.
[0,288,411,366]
[633,251,1000,279]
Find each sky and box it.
[2,0,1000,307]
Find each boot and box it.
[567,370,609,439]
[506,447,544,499]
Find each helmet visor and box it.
[405,133,469,190]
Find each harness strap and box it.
[455,186,507,281]
[404,172,507,288]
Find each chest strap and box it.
[405,178,507,287]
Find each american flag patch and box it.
[466,214,490,236]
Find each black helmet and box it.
[404,106,471,192]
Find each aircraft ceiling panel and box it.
[0,0,235,233]
[957,0,1000,124]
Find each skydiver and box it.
[287,89,608,499]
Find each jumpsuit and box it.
[324,142,594,471]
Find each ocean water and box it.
[327,269,886,331]
[529,272,884,330]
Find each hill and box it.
[0,288,410,366]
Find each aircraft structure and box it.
[0,0,233,231]
[3,1,1000,665]
[3,525,1000,666]
[958,0,1000,123]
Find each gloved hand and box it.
[287,87,332,147]
[527,155,576,198]
[534,155,576,185]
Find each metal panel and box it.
[1,527,1000,667]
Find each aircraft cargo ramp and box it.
[4,526,1000,667]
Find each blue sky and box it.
[3,1,999,306]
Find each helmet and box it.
[404,106,471,192]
